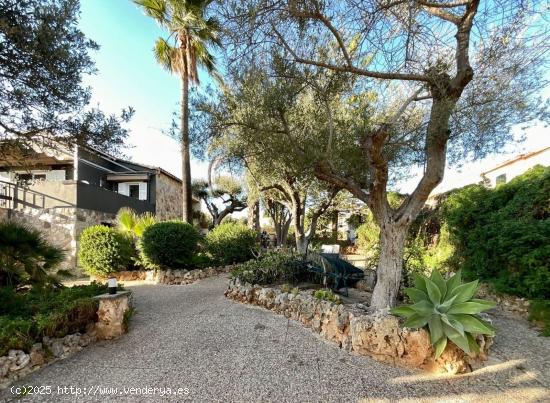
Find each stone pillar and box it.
[93,291,132,340]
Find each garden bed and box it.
[0,283,112,389]
[225,279,493,374]
[90,265,234,285]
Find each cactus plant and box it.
[391,271,496,358]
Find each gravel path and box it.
[1,275,548,403]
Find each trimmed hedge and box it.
[78,225,133,276]
[139,221,199,269]
[206,222,257,264]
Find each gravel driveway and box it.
[1,275,548,402]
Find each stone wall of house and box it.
[0,207,115,276]
[155,172,183,220]
[155,172,201,221]
[225,279,493,374]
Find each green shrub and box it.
[528,300,550,337]
[139,221,199,269]
[356,220,380,257]
[230,252,311,285]
[391,271,496,358]
[443,165,550,299]
[313,289,341,304]
[0,221,65,287]
[0,282,107,355]
[206,222,257,264]
[78,225,133,276]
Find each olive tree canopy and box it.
[216,0,550,308]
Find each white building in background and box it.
[480,146,550,187]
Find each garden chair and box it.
[306,244,364,297]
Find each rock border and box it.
[0,324,98,390]
[90,265,234,285]
[225,279,493,374]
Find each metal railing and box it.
[0,180,73,210]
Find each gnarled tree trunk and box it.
[370,219,408,309]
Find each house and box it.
[480,146,550,187]
[0,139,200,273]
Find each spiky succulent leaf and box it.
[448,280,479,303]
[437,294,457,313]
[405,287,429,303]
[443,323,470,353]
[434,336,447,359]
[445,271,462,294]
[441,314,465,336]
[428,315,444,345]
[403,313,429,329]
[430,270,447,300]
[466,333,481,353]
[447,300,496,315]
[425,277,442,304]
[412,273,428,294]
[448,314,496,335]
[410,300,435,315]
[390,306,416,318]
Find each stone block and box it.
[93,291,132,340]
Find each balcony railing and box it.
[0,180,155,215]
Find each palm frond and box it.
[137,0,221,83]
[154,37,179,73]
[134,0,168,25]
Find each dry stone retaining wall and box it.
[225,279,493,374]
[90,265,233,285]
[0,324,98,389]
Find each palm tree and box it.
[135,0,221,222]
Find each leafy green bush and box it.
[0,282,107,355]
[356,220,380,257]
[78,225,133,276]
[206,222,257,264]
[0,221,65,287]
[528,300,550,337]
[443,165,550,299]
[391,271,496,358]
[140,221,199,269]
[230,252,311,285]
[313,289,342,304]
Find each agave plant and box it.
[391,271,496,359]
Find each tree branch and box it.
[272,26,430,83]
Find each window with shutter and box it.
[118,183,129,196]
[138,182,147,201]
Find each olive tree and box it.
[192,157,247,226]
[194,59,351,253]
[219,0,550,308]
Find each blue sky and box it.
[78,0,549,196]
[79,0,210,180]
